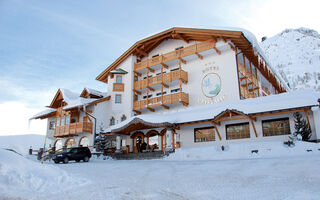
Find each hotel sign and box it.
[198,62,227,104]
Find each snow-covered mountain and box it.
[260,28,320,91]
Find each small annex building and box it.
[32,27,320,154]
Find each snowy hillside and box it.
[0,134,45,155]
[260,27,320,91]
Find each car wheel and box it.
[54,160,59,164]
[83,156,89,162]
[75,159,80,162]
[63,157,69,164]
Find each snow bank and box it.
[0,149,87,199]
[0,134,45,155]
[166,141,320,161]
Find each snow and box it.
[105,89,319,133]
[85,88,108,98]
[30,108,56,120]
[261,28,320,91]
[1,135,320,200]
[0,149,86,199]
[0,134,45,155]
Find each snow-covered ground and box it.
[0,134,45,155]
[1,139,320,200]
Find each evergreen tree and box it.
[293,112,312,141]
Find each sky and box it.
[1,0,320,136]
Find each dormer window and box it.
[110,117,115,126]
[116,76,122,83]
[121,115,127,122]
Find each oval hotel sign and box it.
[201,73,221,98]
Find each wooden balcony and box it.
[134,40,217,71]
[133,92,189,111]
[134,70,188,90]
[54,121,93,138]
[238,62,259,87]
[240,85,255,99]
[113,83,124,92]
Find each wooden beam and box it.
[304,109,311,130]
[228,42,235,51]
[212,121,221,126]
[133,89,141,95]
[172,33,189,43]
[161,104,169,109]
[251,107,310,118]
[195,52,203,60]
[147,86,155,91]
[214,47,221,55]
[250,118,258,137]
[135,48,148,57]
[214,126,222,141]
[133,110,141,115]
[161,63,168,69]
[134,71,142,77]
[147,67,155,73]
[179,57,186,64]
[162,83,169,88]
[147,107,155,112]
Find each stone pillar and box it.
[166,129,173,150]
[115,135,121,153]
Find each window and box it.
[262,118,290,137]
[56,118,60,126]
[143,94,152,99]
[194,127,215,143]
[170,68,179,72]
[110,117,115,126]
[171,88,180,93]
[66,115,70,125]
[49,121,55,130]
[116,76,122,83]
[156,92,167,96]
[121,115,127,122]
[134,95,138,101]
[115,94,121,103]
[134,75,138,81]
[61,116,65,126]
[152,54,159,58]
[226,123,250,140]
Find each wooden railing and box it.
[134,70,188,90]
[54,121,93,137]
[133,92,189,111]
[261,85,271,95]
[240,85,255,99]
[238,62,259,87]
[134,40,215,71]
[113,83,124,92]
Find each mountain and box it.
[260,27,320,91]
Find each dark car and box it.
[52,147,92,164]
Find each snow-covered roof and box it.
[105,90,319,133]
[84,88,108,98]
[30,108,56,120]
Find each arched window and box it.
[110,117,115,126]
[65,138,76,148]
[54,140,63,151]
[121,115,127,122]
[79,137,89,147]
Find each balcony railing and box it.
[133,92,189,111]
[134,70,188,90]
[54,121,93,138]
[238,62,259,87]
[240,85,255,99]
[113,83,124,92]
[134,40,215,71]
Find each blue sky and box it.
[1,0,319,135]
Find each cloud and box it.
[0,101,47,136]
